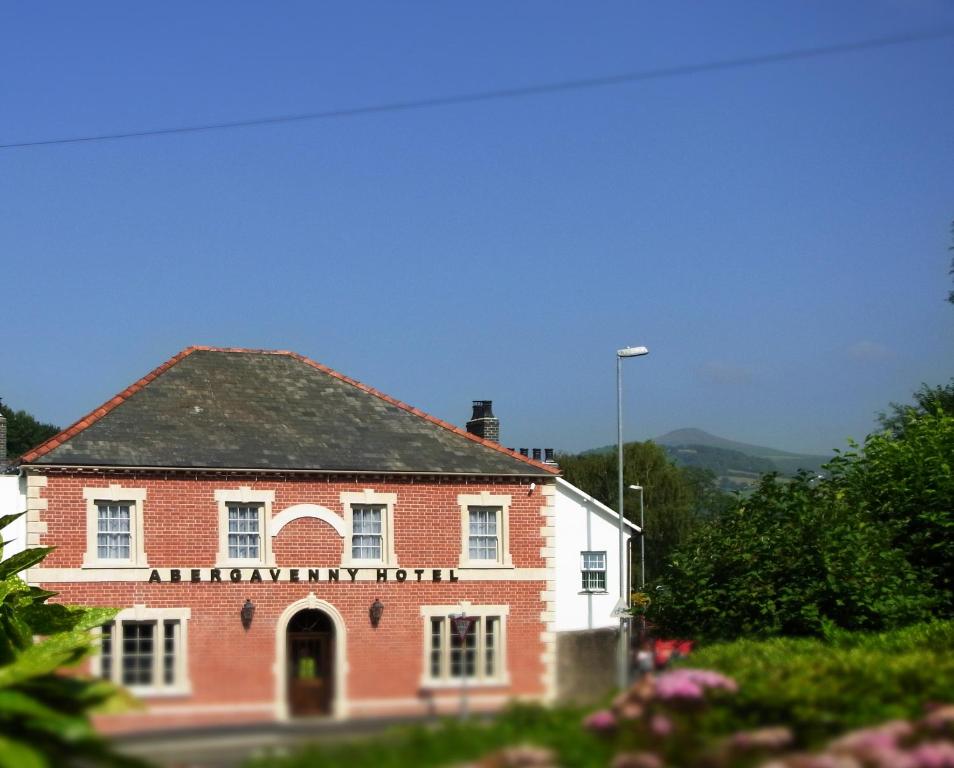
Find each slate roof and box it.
[20,347,557,476]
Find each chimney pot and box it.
[519,448,529,457]
[544,448,555,463]
[532,448,542,461]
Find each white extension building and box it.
[553,477,638,632]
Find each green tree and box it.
[877,379,954,438]
[835,408,954,615]
[0,513,140,768]
[0,400,60,461]
[651,473,931,642]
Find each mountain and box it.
[580,428,831,491]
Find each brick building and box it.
[15,347,567,733]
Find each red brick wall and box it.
[38,473,546,570]
[33,471,551,733]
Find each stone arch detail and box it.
[273,594,348,720]
[270,504,345,539]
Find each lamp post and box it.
[629,485,645,590]
[616,345,649,690]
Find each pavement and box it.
[112,714,455,767]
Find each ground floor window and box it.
[421,605,509,686]
[97,607,190,695]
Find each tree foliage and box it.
[651,472,931,642]
[0,401,60,461]
[653,384,954,642]
[877,378,954,437]
[836,408,954,614]
[0,514,140,768]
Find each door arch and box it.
[275,595,348,720]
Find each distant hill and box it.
[581,428,831,491]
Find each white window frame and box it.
[457,492,512,568]
[580,550,608,593]
[215,487,275,567]
[419,603,510,688]
[340,489,398,568]
[82,485,148,568]
[95,605,191,697]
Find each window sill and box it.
[340,559,399,569]
[126,685,192,699]
[456,562,515,570]
[81,561,148,569]
[579,590,610,595]
[214,560,276,569]
[419,676,511,691]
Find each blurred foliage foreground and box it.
[247,620,954,768]
[0,512,140,768]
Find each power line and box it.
[2,28,952,151]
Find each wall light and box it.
[240,598,255,630]
[369,598,384,628]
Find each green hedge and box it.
[684,620,954,745]
[246,705,614,768]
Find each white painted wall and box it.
[553,477,634,632]
[0,474,26,561]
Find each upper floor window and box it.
[97,503,131,560]
[227,504,262,560]
[468,507,499,561]
[215,487,275,567]
[351,505,383,560]
[341,490,398,567]
[581,551,607,592]
[457,492,512,568]
[82,485,148,568]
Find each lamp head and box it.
[628,484,643,491]
[617,346,649,358]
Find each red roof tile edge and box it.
[18,346,560,475]
[18,346,203,464]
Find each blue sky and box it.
[2,1,952,456]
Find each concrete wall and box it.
[553,479,630,632]
[555,627,617,704]
[0,474,26,560]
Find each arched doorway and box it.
[286,609,335,716]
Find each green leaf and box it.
[0,512,25,531]
[0,736,46,768]
[0,547,54,580]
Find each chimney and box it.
[466,400,500,443]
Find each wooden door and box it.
[288,631,333,716]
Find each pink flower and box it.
[654,668,738,701]
[909,741,954,768]
[830,720,913,755]
[728,726,793,752]
[583,709,617,732]
[650,714,673,737]
[610,752,664,768]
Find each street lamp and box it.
[616,344,649,690]
[629,485,645,590]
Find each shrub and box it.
[683,620,954,745]
[0,512,140,768]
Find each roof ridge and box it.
[19,346,559,475]
[19,346,203,464]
